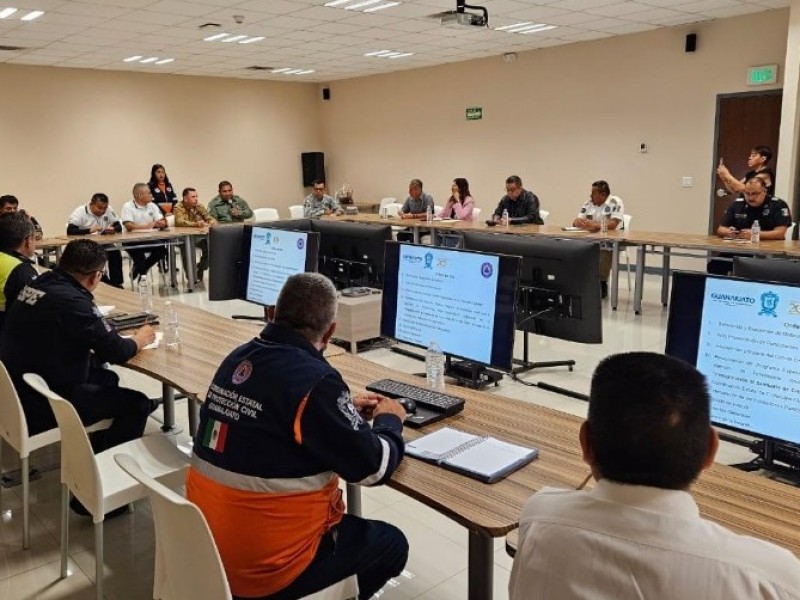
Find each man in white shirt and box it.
[509,352,800,600]
[573,180,625,299]
[66,193,124,287]
[120,183,168,281]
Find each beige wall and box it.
[0,64,321,236]
[321,9,788,236]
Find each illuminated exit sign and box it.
[747,65,778,86]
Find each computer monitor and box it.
[461,232,602,344]
[239,225,320,307]
[734,257,800,285]
[666,271,800,449]
[311,220,393,288]
[381,242,522,372]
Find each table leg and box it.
[661,247,671,307]
[468,530,494,600]
[634,245,646,315]
[168,245,178,288]
[183,236,196,291]
[346,483,362,517]
[161,383,175,432]
[412,228,420,244]
[610,242,619,311]
[188,397,199,437]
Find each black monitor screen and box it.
[734,257,800,285]
[666,270,800,446]
[381,242,521,372]
[240,225,320,307]
[462,232,602,344]
[311,220,392,288]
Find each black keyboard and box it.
[106,312,159,331]
[366,379,465,416]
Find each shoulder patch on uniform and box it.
[336,391,362,430]
[232,360,253,385]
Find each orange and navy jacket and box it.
[187,322,404,598]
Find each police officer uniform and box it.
[0,249,37,331]
[0,269,156,451]
[187,322,408,600]
[577,195,625,289]
[66,202,124,286]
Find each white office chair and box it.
[433,204,443,217]
[0,362,111,550]
[114,454,232,600]
[622,214,633,290]
[166,215,175,228]
[383,202,402,217]
[289,205,304,219]
[23,373,189,600]
[254,208,280,222]
[785,222,796,241]
[539,209,550,224]
[379,197,396,209]
[472,207,482,220]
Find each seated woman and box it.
[436,178,474,246]
[147,163,177,213]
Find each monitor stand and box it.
[731,439,800,487]
[512,330,588,401]
[444,356,503,390]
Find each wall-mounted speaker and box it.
[685,33,697,53]
[301,152,325,187]
[322,87,331,100]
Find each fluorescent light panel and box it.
[365,49,413,59]
[270,67,315,75]
[494,21,557,34]
[205,33,264,44]
[0,7,17,18]
[155,58,174,65]
[123,55,143,62]
[324,0,401,13]
[239,36,264,44]
[21,9,43,21]
[345,0,383,10]
[204,32,229,41]
[364,2,399,12]
[123,55,175,65]
[139,57,159,63]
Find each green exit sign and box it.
[466,107,483,121]
[747,65,778,86]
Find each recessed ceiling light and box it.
[271,67,292,73]
[365,50,414,59]
[239,36,265,44]
[324,0,401,13]
[494,22,556,34]
[122,56,175,65]
[139,57,159,63]
[123,55,143,62]
[270,67,315,76]
[20,10,43,21]
[0,8,17,19]
[221,34,247,43]
[204,33,229,41]
[155,58,174,65]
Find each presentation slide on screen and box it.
[395,245,499,364]
[246,229,308,306]
[696,277,800,444]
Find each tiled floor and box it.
[0,272,755,599]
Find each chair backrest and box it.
[115,454,233,600]
[22,373,103,513]
[384,203,403,217]
[786,222,796,241]
[433,204,442,216]
[379,197,397,209]
[253,208,279,222]
[472,207,483,219]
[0,360,30,455]
[622,214,632,232]
[288,205,304,219]
[539,209,550,223]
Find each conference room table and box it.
[92,283,800,600]
[37,227,206,290]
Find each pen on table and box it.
[577,472,593,490]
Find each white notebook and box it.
[405,427,538,483]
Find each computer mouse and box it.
[396,397,417,414]
[485,219,497,227]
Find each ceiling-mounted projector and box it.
[441,11,486,28]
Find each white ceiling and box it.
[0,0,787,81]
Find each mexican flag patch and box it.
[202,419,228,452]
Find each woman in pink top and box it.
[438,178,475,222]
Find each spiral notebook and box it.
[405,427,538,483]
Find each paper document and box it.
[97,305,115,316]
[122,331,163,350]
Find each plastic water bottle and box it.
[426,204,433,224]
[426,340,446,392]
[501,208,510,228]
[600,213,608,234]
[163,301,180,351]
[139,275,153,314]
[751,220,761,244]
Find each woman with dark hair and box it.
[438,178,475,222]
[148,163,177,213]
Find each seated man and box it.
[121,183,169,281]
[573,180,625,299]
[0,194,43,240]
[397,178,434,243]
[509,352,800,599]
[187,272,408,600]
[0,240,157,456]
[173,187,216,281]
[303,179,341,218]
[67,192,124,287]
[208,180,254,223]
[708,175,791,275]
[0,212,38,331]
[491,175,544,225]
